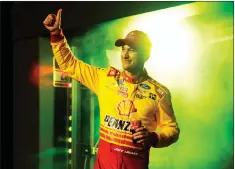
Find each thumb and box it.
[55,9,62,26]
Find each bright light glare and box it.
[67,83,72,88]
[121,2,199,37]
[106,50,122,70]
[144,21,196,89]
[107,3,199,91]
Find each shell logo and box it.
[116,100,137,117]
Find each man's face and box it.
[121,45,145,72]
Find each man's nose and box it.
[123,51,129,59]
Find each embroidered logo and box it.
[117,100,137,116]
[139,83,151,90]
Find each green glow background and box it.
[70,2,233,169]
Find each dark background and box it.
[1,2,192,169]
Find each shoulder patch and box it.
[156,88,165,98]
[148,77,170,98]
[107,66,121,78]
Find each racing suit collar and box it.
[122,69,148,84]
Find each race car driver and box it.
[43,9,180,169]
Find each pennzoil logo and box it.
[117,100,136,116]
[104,115,131,132]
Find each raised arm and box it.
[43,9,105,95]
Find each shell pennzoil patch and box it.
[117,100,136,116]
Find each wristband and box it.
[149,132,159,147]
[50,28,64,43]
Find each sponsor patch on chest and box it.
[118,91,128,98]
[104,115,131,132]
[118,86,128,97]
[116,100,137,116]
[139,83,151,90]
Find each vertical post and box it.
[89,58,99,168]
[66,87,72,169]
[70,46,82,169]
[89,92,95,168]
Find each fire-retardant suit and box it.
[50,29,180,169]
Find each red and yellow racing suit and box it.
[50,30,180,169]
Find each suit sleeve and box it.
[50,29,103,95]
[152,92,180,148]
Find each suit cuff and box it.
[50,28,64,43]
[149,132,159,147]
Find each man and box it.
[43,9,180,169]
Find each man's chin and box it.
[122,65,131,71]
[122,66,134,72]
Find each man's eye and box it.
[129,49,136,52]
